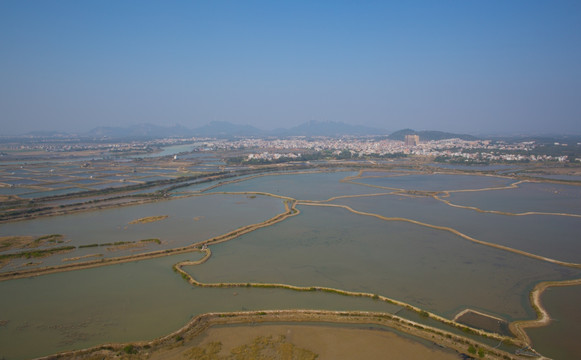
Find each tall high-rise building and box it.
[405,134,420,146]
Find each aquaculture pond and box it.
[350,173,514,191]
[526,284,581,360]
[0,252,403,360]
[0,194,285,272]
[1,169,580,360]
[444,182,581,215]
[207,171,385,200]
[189,205,579,321]
[334,194,581,263]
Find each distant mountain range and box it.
[87,123,193,138]
[83,121,390,139]
[19,121,479,141]
[277,121,385,137]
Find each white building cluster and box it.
[201,137,571,163]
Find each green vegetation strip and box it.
[0,246,75,260]
[34,234,64,243]
[128,215,168,224]
[1,234,65,252]
[78,238,161,249]
[0,196,298,281]
[3,169,578,357]
[35,310,522,360]
[174,248,525,354]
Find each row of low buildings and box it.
[226,136,574,163]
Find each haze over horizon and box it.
[1,1,580,136]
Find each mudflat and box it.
[148,323,459,360]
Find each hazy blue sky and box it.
[1,1,580,135]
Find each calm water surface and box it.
[351,173,513,191]
[207,171,382,200]
[428,164,517,171]
[336,194,581,263]
[446,182,581,215]
[0,252,402,360]
[190,206,579,320]
[526,284,581,360]
[1,169,578,360]
[0,194,284,271]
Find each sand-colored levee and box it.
[147,323,460,360]
[4,168,581,360]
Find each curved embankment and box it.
[167,256,524,360]
[343,174,576,218]
[453,308,507,324]
[510,278,581,345]
[298,202,581,270]
[0,196,157,225]
[180,169,333,194]
[300,192,397,204]
[0,195,298,282]
[177,170,581,353]
[35,310,524,360]
[342,171,417,181]
[344,169,581,218]
[0,168,324,224]
[174,249,525,353]
[8,168,579,356]
[297,199,581,350]
[342,169,524,193]
[206,175,581,351]
[434,193,581,218]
